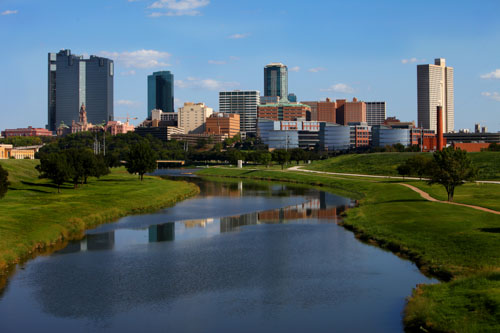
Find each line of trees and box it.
[0,164,9,199]
[397,147,477,201]
[37,148,109,193]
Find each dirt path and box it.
[400,183,500,215]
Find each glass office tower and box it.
[148,71,174,119]
[47,49,114,131]
[264,63,288,99]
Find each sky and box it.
[0,0,499,131]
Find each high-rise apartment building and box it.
[178,102,213,134]
[47,49,113,131]
[417,58,454,133]
[219,91,260,136]
[336,98,366,125]
[264,63,288,98]
[148,71,174,118]
[365,102,386,126]
[205,113,240,138]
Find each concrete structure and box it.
[135,125,184,141]
[417,58,454,133]
[170,133,227,146]
[1,126,53,138]
[257,102,311,122]
[319,123,351,151]
[151,109,178,125]
[178,102,213,134]
[336,98,366,125]
[148,71,174,118]
[264,63,288,99]
[48,49,113,131]
[219,91,260,136]
[365,102,386,126]
[205,113,240,138]
[444,132,500,144]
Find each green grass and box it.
[306,151,500,180]
[197,167,500,332]
[0,160,199,276]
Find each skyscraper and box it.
[48,49,114,131]
[219,91,260,136]
[148,71,174,119]
[417,58,454,133]
[264,63,288,99]
[365,102,386,126]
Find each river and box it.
[0,172,435,332]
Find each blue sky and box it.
[1,0,499,131]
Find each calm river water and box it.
[0,172,435,333]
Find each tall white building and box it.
[417,58,454,133]
[365,102,386,126]
[178,102,213,134]
[219,91,260,136]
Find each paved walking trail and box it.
[287,165,500,215]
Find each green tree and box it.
[226,149,243,165]
[272,149,291,170]
[256,151,272,167]
[36,153,74,193]
[427,147,477,201]
[64,148,87,188]
[0,164,9,199]
[408,154,433,180]
[126,141,158,181]
[290,148,307,165]
[397,163,412,180]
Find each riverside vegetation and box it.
[0,159,199,279]
[197,161,500,332]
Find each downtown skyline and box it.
[1,0,499,131]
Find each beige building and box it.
[0,144,35,159]
[417,58,454,133]
[178,102,213,134]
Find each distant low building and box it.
[2,126,53,138]
[104,121,135,135]
[372,126,411,147]
[444,132,500,144]
[319,123,351,151]
[170,133,227,146]
[205,113,240,138]
[0,144,35,159]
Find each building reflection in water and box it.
[182,218,214,229]
[55,232,116,254]
[149,223,175,242]
[221,191,352,233]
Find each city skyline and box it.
[0,0,499,131]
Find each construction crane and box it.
[115,114,138,124]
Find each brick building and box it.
[205,113,240,138]
[2,126,53,138]
[257,103,311,121]
[336,98,366,125]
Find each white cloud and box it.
[228,33,250,39]
[321,83,355,94]
[1,10,18,15]
[148,0,209,16]
[116,100,140,107]
[208,60,227,65]
[481,92,500,102]
[308,67,326,73]
[289,66,300,72]
[401,57,424,64]
[480,69,500,79]
[175,77,239,90]
[121,70,136,76]
[99,49,171,69]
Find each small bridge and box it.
[156,160,185,167]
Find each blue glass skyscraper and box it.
[47,49,114,131]
[264,63,288,99]
[147,71,174,119]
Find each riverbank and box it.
[197,167,500,332]
[0,160,199,279]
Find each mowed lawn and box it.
[197,167,500,332]
[306,151,500,180]
[0,160,199,273]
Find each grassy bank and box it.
[306,151,500,180]
[0,160,199,277]
[197,167,500,332]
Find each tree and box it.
[427,147,477,201]
[64,148,87,188]
[256,151,272,167]
[272,149,291,170]
[408,154,433,180]
[290,148,307,165]
[0,164,9,199]
[397,163,412,180]
[126,141,158,181]
[37,152,74,193]
[226,149,243,165]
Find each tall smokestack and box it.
[437,106,444,151]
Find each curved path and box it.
[287,165,500,215]
[399,183,500,215]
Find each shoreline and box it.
[196,167,500,332]
[0,163,200,286]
